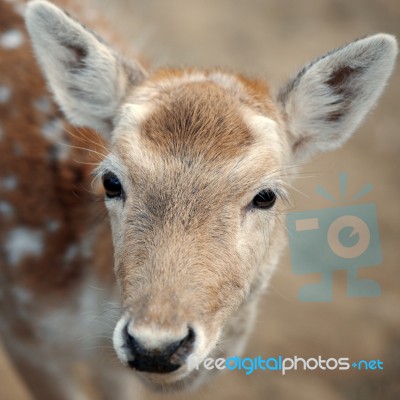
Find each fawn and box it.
[0,0,397,398]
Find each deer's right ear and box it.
[25,0,147,136]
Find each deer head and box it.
[25,0,397,391]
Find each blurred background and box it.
[1,0,399,399]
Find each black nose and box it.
[123,324,195,373]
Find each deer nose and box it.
[123,323,196,373]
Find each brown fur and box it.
[0,0,107,296]
[140,81,254,160]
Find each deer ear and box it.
[25,0,147,136]
[278,34,398,162]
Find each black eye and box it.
[102,172,122,199]
[252,189,276,209]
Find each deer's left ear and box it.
[25,0,147,136]
[278,34,398,162]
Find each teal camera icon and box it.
[287,200,382,302]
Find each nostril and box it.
[170,326,195,364]
[122,324,196,373]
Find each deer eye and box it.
[252,189,276,209]
[102,172,122,199]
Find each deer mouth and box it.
[135,366,204,392]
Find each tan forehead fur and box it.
[110,69,285,186]
[140,80,254,161]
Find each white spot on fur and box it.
[12,287,32,304]
[41,118,64,140]
[1,176,18,191]
[0,201,14,218]
[0,85,11,103]
[41,118,70,160]
[4,227,44,266]
[80,235,94,258]
[46,220,60,232]
[34,96,52,113]
[64,244,79,263]
[13,143,23,156]
[0,29,24,49]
